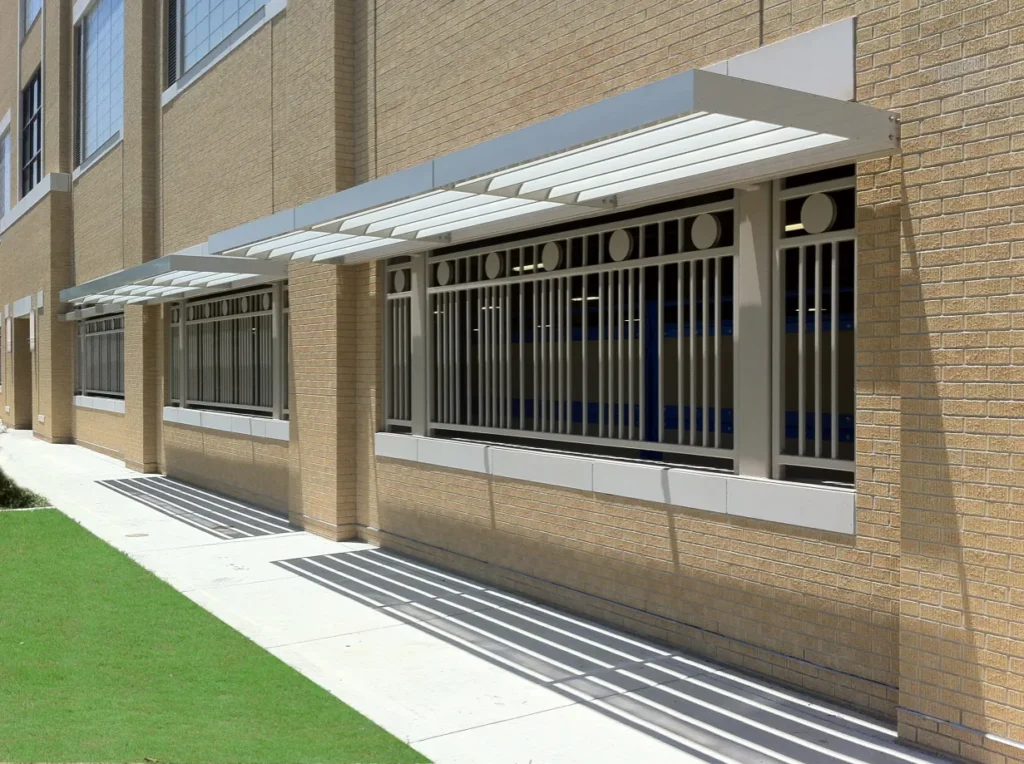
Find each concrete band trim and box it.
[163,406,290,441]
[375,433,855,534]
[0,172,71,235]
[74,395,125,414]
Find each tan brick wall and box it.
[366,0,760,176]
[360,0,903,724]
[0,0,17,215]
[375,461,900,716]
[163,423,289,513]
[0,194,74,442]
[43,0,72,176]
[287,262,357,538]
[123,305,163,473]
[72,406,126,459]
[72,147,125,282]
[19,16,40,86]
[893,0,1024,760]
[161,26,274,253]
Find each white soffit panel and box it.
[211,68,897,266]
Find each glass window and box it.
[22,0,41,36]
[182,0,265,72]
[385,193,739,471]
[76,315,125,399]
[169,286,288,418]
[21,71,42,197]
[0,131,9,217]
[79,0,124,162]
[774,165,857,482]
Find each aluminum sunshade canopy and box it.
[59,252,288,314]
[61,68,898,310]
[209,68,898,265]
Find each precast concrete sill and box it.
[374,432,855,535]
[0,173,72,235]
[74,395,125,414]
[163,406,289,441]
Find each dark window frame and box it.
[20,70,42,197]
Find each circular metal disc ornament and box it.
[800,193,837,235]
[393,269,407,293]
[436,261,452,286]
[485,252,503,279]
[608,229,633,262]
[541,241,563,271]
[691,213,721,250]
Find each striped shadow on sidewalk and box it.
[277,549,949,764]
[98,476,295,540]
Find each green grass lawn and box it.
[0,509,428,764]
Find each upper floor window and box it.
[75,0,125,166]
[22,0,41,37]
[0,129,10,218]
[167,0,266,83]
[21,71,42,197]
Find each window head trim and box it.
[162,0,286,107]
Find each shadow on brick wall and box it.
[374,459,900,719]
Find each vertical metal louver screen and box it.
[773,167,856,477]
[77,315,125,398]
[167,0,178,86]
[384,262,413,426]
[386,199,738,465]
[170,288,277,415]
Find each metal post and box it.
[409,253,429,436]
[735,184,773,478]
[272,281,284,420]
[177,300,187,408]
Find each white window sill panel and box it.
[75,395,125,414]
[163,406,289,441]
[161,0,287,108]
[0,173,72,235]
[375,433,855,535]
[72,134,122,183]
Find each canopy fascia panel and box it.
[59,254,288,315]
[208,68,897,265]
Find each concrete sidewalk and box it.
[0,431,946,764]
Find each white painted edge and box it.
[71,133,122,182]
[701,17,855,102]
[374,433,855,535]
[161,0,287,108]
[72,0,97,25]
[12,295,31,317]
[0,109,10,136]
[74,395,126,414]
[162,406,290,441]
[0,173,72,234]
